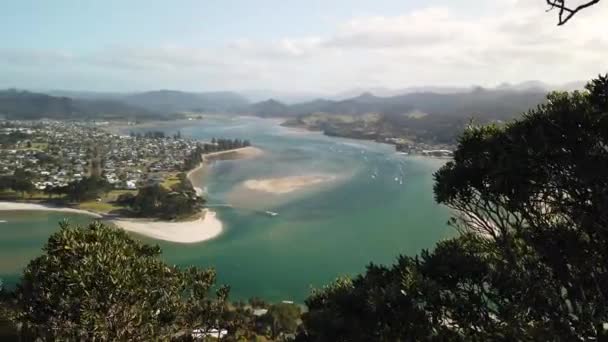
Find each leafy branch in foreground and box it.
[10,220,229,341]
[298,75,608,341]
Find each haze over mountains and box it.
[0,79,585,122]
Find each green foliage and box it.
[115,192,136,206]
[183,138,252,171]
[53,176,112,202]
[259,303,301,339]
[0,170,35,196]
[13,221,227,341]
[300,75,608,341]
[0,129,29,146]
[0,89,161,120]
[131,184,204,220]
[0,280,19,341]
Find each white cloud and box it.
[0,0,607,92]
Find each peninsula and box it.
[0,120,261,243]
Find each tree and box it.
[11,179,35,197]
[115,192,136,206]
[0,280,19,341]
[131,184,204,220]
[546,0,602,25]
[12,221,227,341]
[299,75,608,341]
[259,303,301,339]
[432,75,608,340]
[65,176,111,202]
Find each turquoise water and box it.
[0,211,95,282]
[0,117,453,302]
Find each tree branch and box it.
[546,0,601,25]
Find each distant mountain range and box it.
[0,89,252,120]
[48,89,250,113]
[0,79,586,122]
[331,80,585,100]
[120,90,249,113]
[246,88,548,122]
[0,89,159,120]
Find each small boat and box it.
[265,211,278,217]
[0,220,6,223]
[394,177,399,182]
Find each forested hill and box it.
[247,87,548,120]
[1,87,548,126]
[0,89,162,120]
[121,90,250,113]
[0,89,251,120]
[261,88,550,145]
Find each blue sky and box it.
[1,0,606,93]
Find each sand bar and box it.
[0,147,264,244]
[111,209,222,244]
[0,201,102,218]
[0,201,222,244]
[187,146,264,196]
[203,146,263,160]
[243,175,335,194]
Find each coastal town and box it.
[0,120,255,222]
[0,120,255,190]
[0,120,203,191]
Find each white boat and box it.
[265,211,278,217]
[0,220,6,223]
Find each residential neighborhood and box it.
[0,120,202,192]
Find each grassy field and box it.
[75,189,138,214]
[14,142,48,152]
[105,189,137,201]
[76,201,122,214]
[0,190,59,201]
[30,142,48,150]
[161,173,181,190]
[0,189,137,215]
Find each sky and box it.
[1,0,607,93]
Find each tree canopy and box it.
[2,75,608,340]
[9,221,229,341]
[298,75,608,341]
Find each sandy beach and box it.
[187,146,264,196]
[0,201,103,218]
[243,175,335,194]
[111,209,222,244]
[203,146,264,160]
[0,201,222,244]
[186,162,207,196]
[0,147,264,244]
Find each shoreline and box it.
[0,201,223,244]
[110,209,222,244]
[202,146,264,160]
[0,201,103,218]
[186,146,264,196]
[280,120,454,158]
[0,146,264,244]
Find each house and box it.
[191,328,227,339]
[125,180,137,190]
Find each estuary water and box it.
[0,117,453,302]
